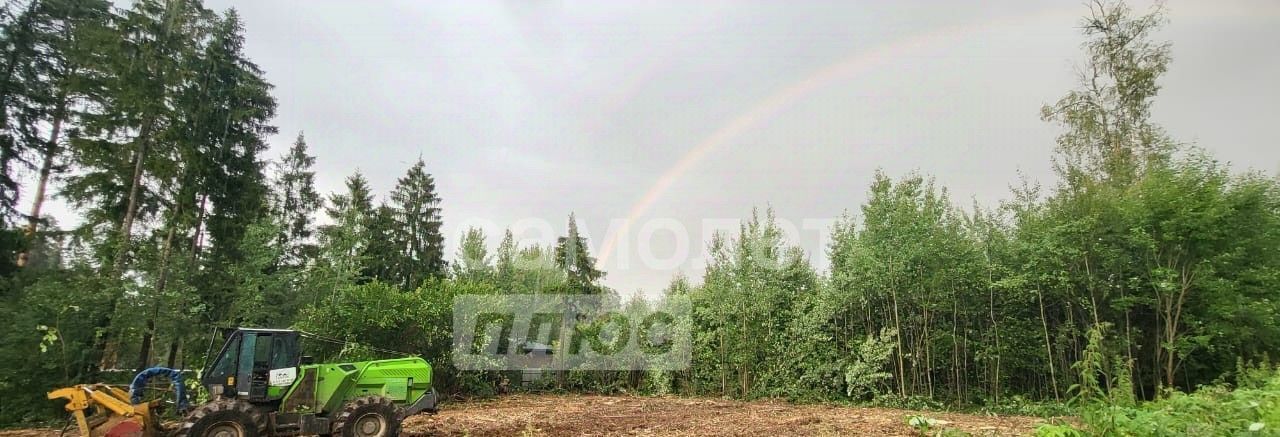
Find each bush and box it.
[1067,368,1280,435]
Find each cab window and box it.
[269,334,296,369]
[207,333,241,380]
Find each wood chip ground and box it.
[2,394,1053,437]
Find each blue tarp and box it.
[129,367,188,412]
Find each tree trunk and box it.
[1083,256,1102,328]
[166,339,180,369]
[191,192,208,259]
[1165,269,1194,389]
[923,307,933,399]
[951,299,961,404]
[1037,287,1060,401]
[1153,317,1163,393]
[719,331,727,396]
[136,317,156,372]
[112,122,154,277]
[99,124,160,370]
[137,223,178,371]
[18,96,68,267]
[987,277,1001,403]
[891,286,905,397]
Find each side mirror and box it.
[300,355,315,365]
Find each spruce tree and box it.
[180,9,275,330]
[387,159,445,288]
[361,204,400,284]
[555,213,603,293]
[273,132,322,266]
[318,171,374,283]
[63,0,213,273]
[0,0,111,265]
[56,0,215,370]
[196,10,277,268]
[0,0,44,223]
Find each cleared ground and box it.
[402,394,1047,436]
[0,394,1049,437]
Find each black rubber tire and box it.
[174,399,266,437]
[332,396,402,437]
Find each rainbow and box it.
[595,6,1080,267]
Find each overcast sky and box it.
[42,0,1280,296]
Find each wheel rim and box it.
[353,413,387,437]
[207,421,245,437]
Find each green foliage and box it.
[906,415,967,437]
[1063,367,1280,436]
[0,268,115,423]
[1034,422,1086,437]
[295,280,452,362]
[387,159,446,288]
[1042,0,1172,184]
[3,0,1280,431]
[452,227,492,283]
[273,132,323,266]
[555,213,604,294]
[225,217,297,326]
[0,0,111,222]
[844,328,897,399]
[317,171,375,288]
[686,208,822,399]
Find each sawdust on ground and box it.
[1,394,1055,437]
[401,394,1050,436]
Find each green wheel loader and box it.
[186,328,438,437]
[49,328,438,437]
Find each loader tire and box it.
[332,396,402,437]
[175,399,266,437]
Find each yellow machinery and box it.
[48,384,161,437]
[46,330,437,437]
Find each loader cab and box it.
[201,328,302,402]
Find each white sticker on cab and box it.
[269,367,297,387]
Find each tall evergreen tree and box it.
[387,159,445,288]
[361,203,400,284]
[62,0,213,275]
[157,11,277,368]
[0,0,110,227]
[57,0,216,370]
[195,9,277,268]
[317,170,374,285]
[555,213,603,293]
[272,132,321,266]
[0,0,46,224]
[0,0,110,274]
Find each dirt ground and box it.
[401,394,1047,436]
[1,394,1050,437]
[0,430,53,437]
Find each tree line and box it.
[1,0,1278,425]
[671,3,1278,405]
[0,0,470,421]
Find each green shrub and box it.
[1069,368,1280,435]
